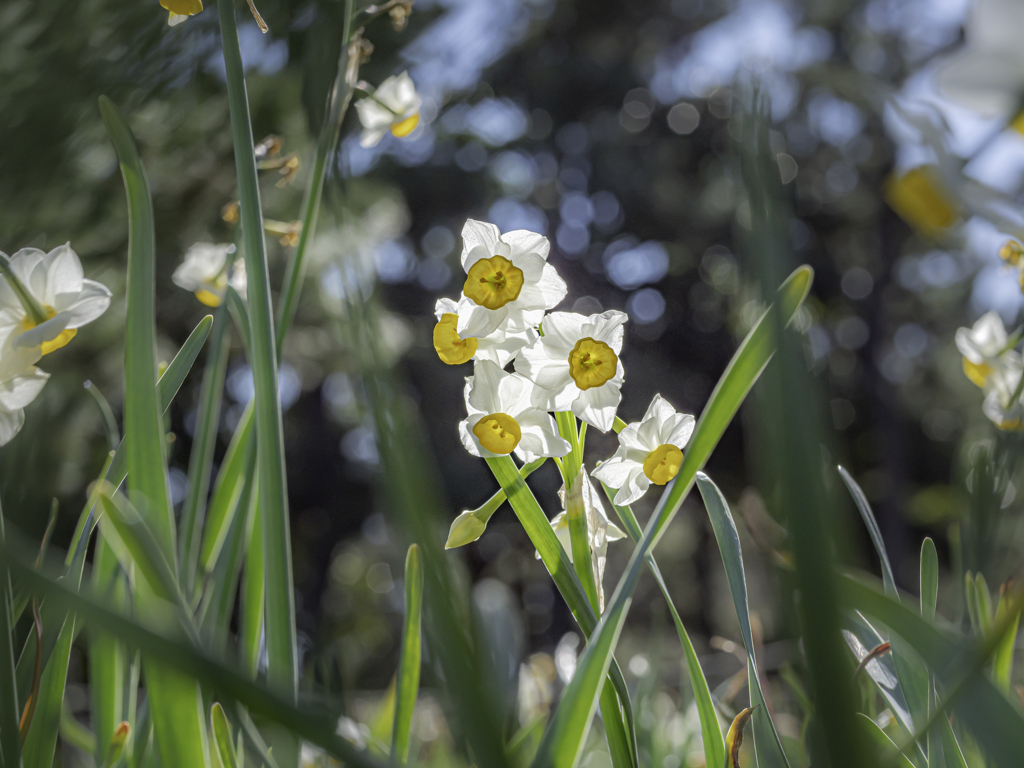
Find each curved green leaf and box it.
[856,714,915,768]
[211,703,241,768]
[696,472,789,768]
[602,484,724,768]
[530,265,812,768]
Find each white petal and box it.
[502,306,546,333]
[356,98,394,131]
[43,243,85,301]
[468,360,506,415]
[614,468,650,506]
[0,407,25,446]
[585,310,628,353]
[359,127,387,147]
[475,327,535,367]
[515,342,573,393]
[461,220,502,267]
[665,413,696,448]
[8,249,47,300]
[502,229,551,261]
[59,280,112,328]
[592,455,642,488]
[0,368,49,411]
[572,378,622,432]
[15,312,71,349]
[936,50,1024,116]
[514,409,571,460]
[509,251,546,284]
[536,263,568,308]
[539,312,587,354]
[456,302,507,339]
[435,297,460,319]
[458,418,484,457]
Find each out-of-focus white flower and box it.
[452,220,567,339]
[432,298,535,366]
[459,360,570,462]
[356,72,423,147]
[592,395,696,505]
[982,357,1024,430]
[172,243,247,307]
[515,310,627,432]
[956,311,1015,387]
[0,320,50,447]
[0,244,112,356]
[548,469,626,611]
[935,0,1024,117]
[161,0,203,25]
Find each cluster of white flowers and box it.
[956,310,1024,430]
[0,244,112,445]
[434,219,695,557]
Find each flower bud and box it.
[445,510,486,549]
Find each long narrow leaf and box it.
[90,535,127,765]
[21,612,74,768]
[0,508,20,768]
[391,544,423,764]
[530,265,812,768]
[602,485,725,768]
[211,703,242,768]
[215,0,297,725]
[1,538,383,768]
[99,93,210,768]
[857,714,915,768]
[842,574,1024,768]
[696,472,789,768]
[180,306,231,596]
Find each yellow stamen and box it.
[1000,240,1024,267]
[998,417,1024,432]
[568,337,617,391]
[884,166,957,239]
[160,0,203,15]
[433,313,478,365]
[390,113,421,138]
[20,307,78,355]
[463,255,524,310]
[643,444,683,485]
[962,358,993,388]
[472,413,522,454]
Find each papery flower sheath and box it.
[459,360,570,462]
[547,469,625,611]
[592,394,695,505]
[451,220,567,339]
[356,72,423,148]
[433,298,535,366]
[515,310,627,432]
[172,242,247,307]
[0,244,112,356]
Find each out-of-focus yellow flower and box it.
[1000,239,1024,266]
[885,166,958,239]
[161,0,203,26]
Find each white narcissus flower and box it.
[453,220,567,339]
[592,395,695,505]
[956,311,1015,388]
[982,357,1024,431]
[356,72,423,148]
[459,360,571,463]
[515,310,627,432]
[0,322,51,447]
[172,243,247,307]
[432,298,535,367]
[935,0,1024,117]
[0,244,112,356]
[547,469,626,611]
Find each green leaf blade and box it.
[391,544,424,764]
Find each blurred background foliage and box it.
[0,0,1015,764]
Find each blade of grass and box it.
[857,714,915,768]
[839,467,930,738]
[1,538,384,768]
[90,535,127,765]
[601,484,725,768]
[21,610,74,768]
[99,93,210,768]
[211,703,242,768]
[85,380,120,450]
[0,505,20,768]
[528,264,812,768]
[216,10,297,753]
[994,583,1020,692]
[240,477,264,679]
[391,544,423,765]
[180,306,231,597]
[842,573,1024,768]
[696,472,790,768]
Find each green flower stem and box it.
[556,411,599,613]
[217,0,296,719]
[469,457,545,520]
[0,253,47,325]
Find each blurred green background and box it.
[1,0,1015,763]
